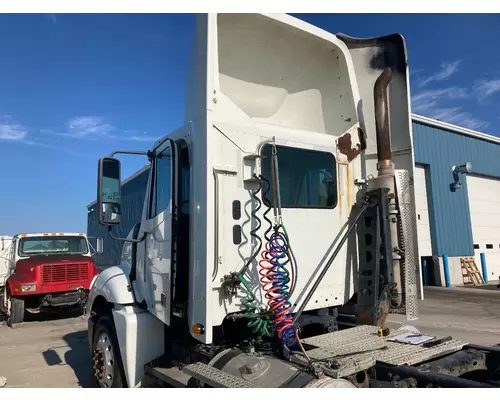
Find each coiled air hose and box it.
[235,175,274,338]
[238,175,263,277]
[233,143,299,347]
[258,226,297,348]
[260,175,274,242]
[261,175,297,295]
[235,272,273,338]
[258,142,298,349]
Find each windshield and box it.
[18,236,89,257]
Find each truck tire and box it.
[91,315,126,388]
[7,296,24,327]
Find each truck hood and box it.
[17,254,93,266]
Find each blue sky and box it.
[0,13,499,235]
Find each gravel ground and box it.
[0,310,92,388]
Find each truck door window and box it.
[261,144,337,209]
[150,149,173,218]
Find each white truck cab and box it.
[84,13,500,391]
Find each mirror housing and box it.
[97,156,122,226]
[96,237,104,254]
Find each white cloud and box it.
[124,135,160,142]
[56,118,161,142]
[0,114,92,156]
[411,86,489,131]
[411,87,469,114]
[418,60,462,88]
[41,116,161,143]
[474,78,500,100]
[121,131,161,142]
[0,122,85,155]
[0,123,27,141]
[429,107,489,131]
[410,59,498,132]
[409,68,424,77]
[66,116,115,139]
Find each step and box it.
[145,364,192,388]
[182,362,257,388]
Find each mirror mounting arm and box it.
[107,226,146,243]
[108,149,155,162]
[109,150,149,157]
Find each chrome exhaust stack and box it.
[368,67,403,309]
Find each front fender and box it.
[87,266,135,314]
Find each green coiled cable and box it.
[236,273,274,338]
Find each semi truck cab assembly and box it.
[86,13,500,388]
[0,232,101,326]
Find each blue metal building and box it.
[412,114,500,287]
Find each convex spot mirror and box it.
[97,156,122,226]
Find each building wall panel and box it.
[412,120,500,257]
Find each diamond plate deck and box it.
[302,325,387,359]
[182,362,257,388]
[302,325,379,348]
[297,325,468,378]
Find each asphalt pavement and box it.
[0,286,499,388]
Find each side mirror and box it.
[96,237,104,254]
[97,156,122,226]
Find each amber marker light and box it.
[192,324,205,335]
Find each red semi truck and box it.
[0,232,101,326]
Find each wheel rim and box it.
[93,332,116,387]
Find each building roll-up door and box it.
[413,165,433,293]
[414,165,433,258]
[467,174,500,282]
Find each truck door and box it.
[141,139,178,326]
